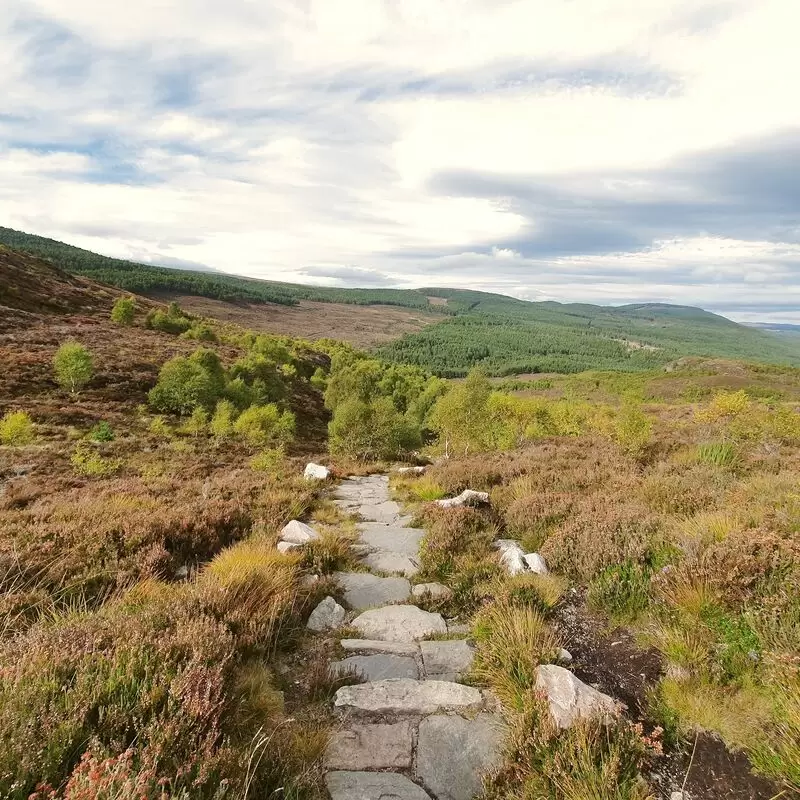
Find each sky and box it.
[2,0,799,323]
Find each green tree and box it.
[329,397,421,461]
[210,399,237,438]
[428,368,492,456]
[110,296,136,326]
[53,342,94,394]
[148,348,225,415]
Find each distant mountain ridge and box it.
[2,226,798,374]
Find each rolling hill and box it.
[2,227,797,375]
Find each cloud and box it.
[1,0,799,323]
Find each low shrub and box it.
[70,442,123,478]
[87,421,115,442]
[418,506,494,581]
[300,530,357,574]
[233,404,295,448]
[145,306,192,335]
[110,296,135,326]
[249,448,285,472]
[588,560,654,621]
[210,399,237,438]
[0,410,35,446]
[182,323,218,343]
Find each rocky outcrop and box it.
[535,664,619,729]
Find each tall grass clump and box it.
[471,598,562,711]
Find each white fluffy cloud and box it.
[1,0,799,322]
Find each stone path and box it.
[322,474,507,800]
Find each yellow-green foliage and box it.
[53,341,94,394]
[148,415,172,439]
[210,398,237,438]
[110,296,136,325]
[179,406,208,437]
[0,410,35,446]
[233,404,295,447]
[472,598,562,710]
[250,448,285,472]
[697,389,751,422]
[70,442,123,477]
[613,402,652,454]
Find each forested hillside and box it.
[2,228,797,375]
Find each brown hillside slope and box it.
[150,291,439,348]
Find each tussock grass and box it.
[472,599,562,711]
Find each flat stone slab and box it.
[340,639,420,656]
[358,500,402,524]
[352,605,446,642]
[335,571,411,611]
[335,679,484,716]
[358,524,425,556]
[361,551,420,577]
[331,654,419,681]
[416,714,506,800]
[325,721,414,770]
[420,640,475,679]
[326,771,432,800]
[536,664,619,729]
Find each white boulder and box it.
[277,541,302,554]
[436,489,490,508]
[523,552,548,575]
[304,462,330,480]
[535,665,619,729]
[280,519,321,545]
[495,539,527,576]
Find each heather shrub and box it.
[109,296,135,326]
[0,410,35,446]
[233,404,295,448]
[418,506,494,581]
[589,560,654,620]
[0,594,237,798]
[540,495,663,581]
[640,464,727,515]
[53,342,93,394]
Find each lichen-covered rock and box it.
[325,721,414,770]
[306,596,346,632]
[535,664,619,729]
[411,582,452,600]
[436,489,490,508]
[523,552,548,574]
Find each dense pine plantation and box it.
[3,228,798,376]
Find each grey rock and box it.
[420,640,475,679]
[325,720,414,770]
[306,596,346,632]
[436,489,489,508]
[447,622,471,635]
[280,519,320,545]
[670,793,687,800]
[361,551,419,577]
[358,523,425,556]
[396,465,427,474]
[358,500,402,524]
[331,654,419,681]
[303,462,330,480]
[412,582,452,599]
[335,571,411,610]
[535,665,619,729]
[352,605,447,642]
[495,539,527,576]
[523,552,548,574]
[557,647,573,664]
[326,771,432,800]
[340,639,420,656]
[334,678,484,715]
[416,714,507,800]
[277,540,302,553]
